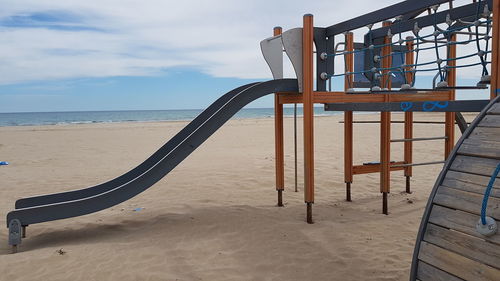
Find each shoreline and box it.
[0,111,476,129]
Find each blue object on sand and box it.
[0,161,9,165]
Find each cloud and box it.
[0,0,488,86]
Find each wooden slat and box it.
[468,127,500,141]
[450,155,500,177]
[458,138,500,159]
[478,115,500,128]
[424,223,500,269]
[442,171,500,198]
[418,241,500,280]
[278,91,452,104]
[428,205,500,245]
[433,186,500,220]
[487,102,500,115]
[352,161,405,175]
[417,261,463,281]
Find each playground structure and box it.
[262,0,500,222]
[4,1,500,278]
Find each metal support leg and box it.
[11,245,18,254]
[382,192,388,215]
[8,219,22,254]
[277,190,283,207]
[306,202,313,224]
[346,182,352,202]
[405,176,411,194]
[22,226,26,238]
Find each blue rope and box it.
[481,162,500,225]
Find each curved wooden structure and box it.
[410,95,500,281]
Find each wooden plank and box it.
[303,14,314,207]
[458,138,500,159]
[468,127,500,141]
[442,171,500,198]
[433,186,500,220]
[429,205,500,245]
[450,155,500,178]
[478,115,500,128]
[424,223,500,269]
[417,261,463,281]
[352,161,405,175]
[418,241,500,280]
[278,91,452,104]
[487,103,500,115]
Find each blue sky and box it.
[0,0,490,112]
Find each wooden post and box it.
[274,26,285,207]
[404,36,414,194]
[303,14,315,224]
[380,21,392,215]
[294,104,298,192]
[445,34,456,159]
[492,0,500,99]
[344,32,354,202]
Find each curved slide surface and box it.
[6,79,298,236]
[410,95,500,280]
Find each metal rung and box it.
[391,136,448,142]
[436,85,488,90]
[345,88,448,94]
[392,161,446,168]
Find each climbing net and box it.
[324,1,493,92]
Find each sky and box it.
[0,0,491,112]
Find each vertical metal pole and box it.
[491,0,500,99]
[380,21,392,215]
[404,36,414,194]
[294,103,298,192]
[445,34,456,160]
[274,26,285,207]
[303,14,315,224]
[344,32,354,202]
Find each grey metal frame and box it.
[326,0,450,36]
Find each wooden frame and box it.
[273,26,285,207]
[303,14,315,223]
[272,0,498,221]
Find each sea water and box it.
[0,107,340,127]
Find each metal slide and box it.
[7,79,298,249]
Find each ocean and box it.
[0,107,340,127]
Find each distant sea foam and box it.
[0,107,341,127]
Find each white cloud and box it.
[0,0,488,86]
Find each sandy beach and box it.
[0,112,469,281]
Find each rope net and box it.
[324,0,493,92]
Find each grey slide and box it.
[7,79,298,248]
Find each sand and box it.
[0,112,470,280]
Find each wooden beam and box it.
[278,91,453,104]
[273,26,285,207]
[303,14,314,224]
[405,37,415,191]
[491,0,500,99]
[344,32,354,202]
[380,20,392,215]
[445,34,456,160]
[352,161,405,175]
